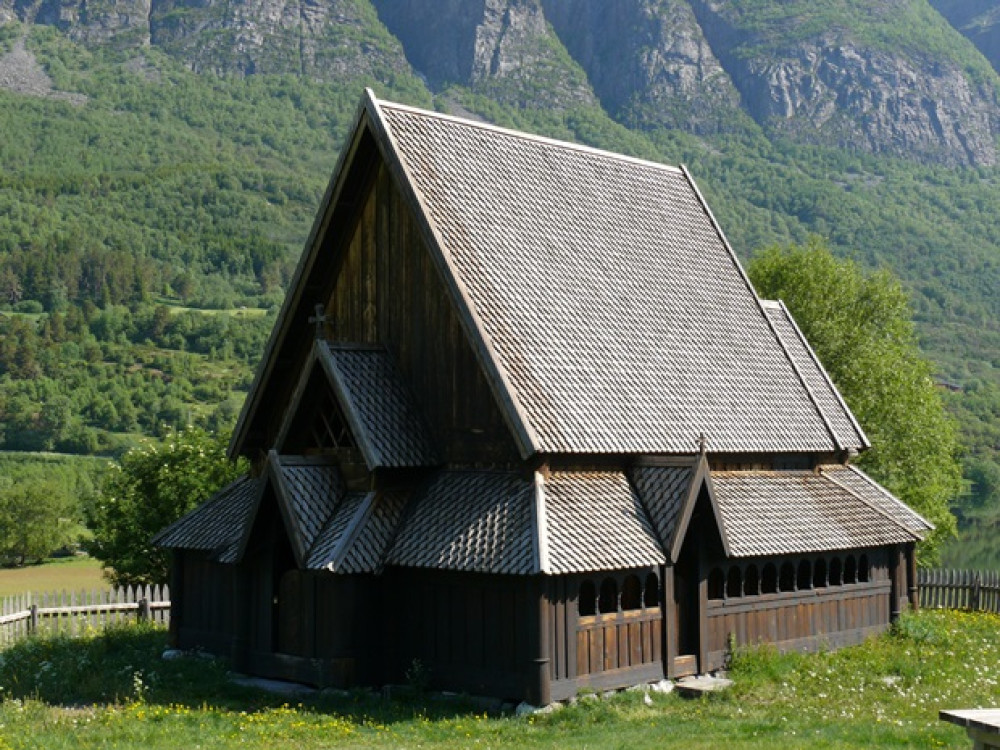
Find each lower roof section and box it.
[155,456,926,575]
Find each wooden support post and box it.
[168,553,182,648]
[906,544,919,611]
[530,577,552,707]
[29,604,38,635]
[889,547,903,622]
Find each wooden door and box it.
[672,532,700,677]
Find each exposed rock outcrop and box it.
[541,0,747,134]
[2,0,151,45]
[690,0,1000,166]
[371,0,597,108]
[149,0,414,82]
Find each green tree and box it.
[0,480,82,566]
[88,426,244,586]
[748,238,963,563]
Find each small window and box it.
[829,557,842,586]
[744,564,759,596]
[644,572,659,608]
[621,575,641,610]
[813,558,827,589]
[844,556,857,584]
[578,580,596,616]
[727,566,743,598]
[761,563,778,594]
[599,578,618,614]
[708,568,725,600]
[779,562,795,592]
[858,554,870,583]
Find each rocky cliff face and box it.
[148,0,413,81]
[3,0,151,45]
[371,0,597,109]
[541,0,746,134]
[2,0,1000,166]
[690,0,1000,166]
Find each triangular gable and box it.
[316,342,440,469]
[275,340,440,470]
[232,89,862,462]
[631,454,731,563]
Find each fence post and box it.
[29,604,38,635]
[973,573,982,612]
[138,598,150,623]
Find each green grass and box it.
[0,556,106,598]
[0,609,995,748]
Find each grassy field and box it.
[0,556,106,598]
[0,609,996,748]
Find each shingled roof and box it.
[710,469,923,557]
[232,91,867,460]
[153,475,260,561]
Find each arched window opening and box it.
[844,556,857,584]
[797,560,812,591]
[578,580,596,616]
[599,578,618,614]
[745,565,760,596]
[829,557,842,586]
[779,562,795,592]
[708,568,725,600]
[761,563,778,594]
[858,554,870,583]
[621,575,641,610]
[726,566,743,598]
[643,572,659,608]
[813,558,828,589]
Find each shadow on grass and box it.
[0,624,492,725]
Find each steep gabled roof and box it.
[232,90,866,460]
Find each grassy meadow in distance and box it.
[0,609,996,748]
[0,556,106,598]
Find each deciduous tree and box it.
[88,426,244,586]
[748,238,962,563]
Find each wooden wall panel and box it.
[322,163,520,464]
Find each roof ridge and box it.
[318,490,377,572]
[819,465,923,539]
[372,90,684,177]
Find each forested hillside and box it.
[1,0,1000,566]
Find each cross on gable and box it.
[308,304,329,338]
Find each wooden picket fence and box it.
[918,568,1000,614]
[0,585,170,646]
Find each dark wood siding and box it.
[383,569,536,700]
[701,547,895,672]
[325,163,520,464]
[174,551,237,655]
[547,572,665,701]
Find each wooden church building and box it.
[155,90,931,704]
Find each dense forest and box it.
[1,6,1000,567]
